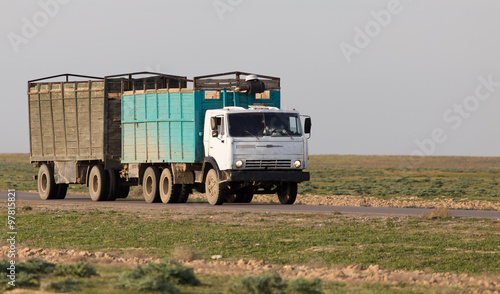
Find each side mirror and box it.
[212,130,219,137]
[304,117,312,134]
[210,117,217,131]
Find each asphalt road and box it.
[4,191,500,219]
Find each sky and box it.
[1,0,500,156]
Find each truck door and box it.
[206,115,229,169]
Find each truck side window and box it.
[215,116,224,136]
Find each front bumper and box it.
[222,170,310,182]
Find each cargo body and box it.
[120,88,280,164]
[28,71,311,205]
[28,77,122,169]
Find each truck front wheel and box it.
[143,167,161,203]
[205,169,227,205]
[278,182,298,205]
[89,165,109,201]
[38,164,58,200]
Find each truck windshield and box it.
[228,113,302,137]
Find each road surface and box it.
[4,192,500,219]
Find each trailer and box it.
[28,71,311,205]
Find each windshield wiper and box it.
[244,130,260,140]
[281,129,295,140]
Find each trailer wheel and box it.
[56,184,68,199]
[278,182,297,205]
[178,185,192,203]
[143,167,161,203]
[89,165,109,201]
[159,168,180,203]
[107,170,119,201]
[205,169,227,205]
[117,186,130,199]
[38,164,58,200]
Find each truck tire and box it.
[205,169,227,205]
[228,187,254,203]
[117,186,130,199]
[89,165,109,201]
[143,167,161,203]
[278,182,297,205]
[107,170,119,201]
[178,185,192,203]
[159,168,181,203]
[38,164,58,200]
[237,187,254,203]
[56,184,68,199]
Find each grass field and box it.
[0,259,458,294]
[303,155,500,202]
[1,153,500,293]
[2,153,500,203]
[3,208,498,275]
[0,207,499,293]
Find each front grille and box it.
[245,159,291,169]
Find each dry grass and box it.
[170,246,199,262]
[128,186,143,198]
[122,249,149,260]
[421,207,451,219]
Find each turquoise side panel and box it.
[121,89,281,164]
[122,92,198,163]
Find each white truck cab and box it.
[202,105,311,205]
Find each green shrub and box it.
[227,271,322,294]
[21,258,56,274]
[144,260,200,286]
[117,265,179,293]
[227,270,284,294]
[286,278,322,294]
[53,262,98,277]
[116,261,199,292]
[0,258,56,290]
[40,278,84,292]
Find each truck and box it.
[28,71,311,205]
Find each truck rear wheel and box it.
[205,169,227,205]
[56,184,68,199]
[89,165,109,201]
[159,168,181,203]
[143,167,161,203]
[107,170,119,201]
[38,164,58,200]
[237,187,254,203]
[178,185,192,203]
[278,182,297,205]
[117,186,130,199]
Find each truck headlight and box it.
[235,160,244,168]
[294,160,302,168]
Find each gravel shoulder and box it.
[251,194,500,211]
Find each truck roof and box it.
[207,106,299,115]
